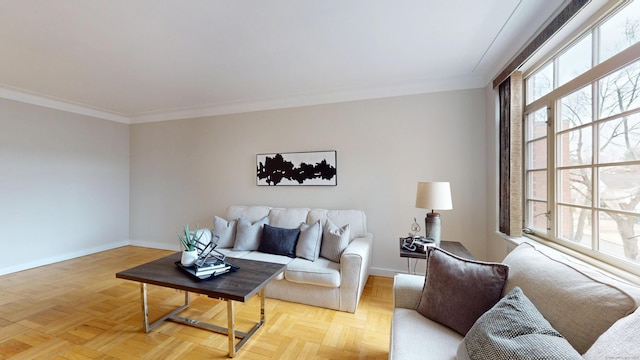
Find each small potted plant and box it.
[178,224,204,266]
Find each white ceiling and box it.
[0,1,565,123]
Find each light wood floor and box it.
[0,246,394,359]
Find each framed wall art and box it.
[256,150,337,186]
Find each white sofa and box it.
[203,205,372,313]
[389,242,640,359]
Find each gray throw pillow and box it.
[258,224,300,258]
[296,221,322,261]
[320,219,350,263]
[458,287,582,360]
[212,216,236,248]
[233,215,268,251]
[416,246,509,336]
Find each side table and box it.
[399,239,475,274]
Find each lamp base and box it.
[425,212,441,246]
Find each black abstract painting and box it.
[257,151,337,186]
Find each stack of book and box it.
[194,259,231,278]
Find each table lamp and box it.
[415,181,453,245]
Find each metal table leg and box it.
[139,283,266,358]
[141,283,189,332]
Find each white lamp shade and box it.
[415,182,453,210]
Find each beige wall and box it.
[0,98,130,275]
[130,89,487,275]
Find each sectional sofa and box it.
[389,242,640,359]
[199,205,373,313]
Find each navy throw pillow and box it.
[258,224,300,258]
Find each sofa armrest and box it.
[339,233,373,312]
[393,273,425,309]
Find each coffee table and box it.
[115,252,286,357]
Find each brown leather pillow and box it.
[416,246,509,335]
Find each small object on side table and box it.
[401,236,435,253]
[399,238,474,274]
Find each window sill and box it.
[494,231,640,286]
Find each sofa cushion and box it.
[284,257,341,287]
[390,308,462,360]
[241,251,293,281]
[307,209,367,241]
[242,251,294,265]
[258,224,300,258]
[320,219,350,262]
[268,208,310,229]
[296,221,322,261]
[212,216,236,248]
[226,205,271,223]
[233,215,269,251]
[216,248,250,259]
[502,242,640,354]
[458,286,582,360]
[416,247,509,336]
[583,307,640,359]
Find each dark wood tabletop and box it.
[399,239,475,260]
[116,252,286,302]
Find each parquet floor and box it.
[0,246,394,359]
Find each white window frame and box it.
[522,2,640,276]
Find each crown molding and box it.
[129,76,483,124]
[0,86,130,124]
[2,75,483,125]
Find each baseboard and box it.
[369,266,404,278]
[128,239,179,251]
[0,241,130,276]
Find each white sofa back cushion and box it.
[268,208,310,228]
[503,243,640,354]
[226,206,368,240]
[226,205,271,223]
[307,209,367,241]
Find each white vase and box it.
[181,250,198,266]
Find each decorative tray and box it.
[175,260,239,281]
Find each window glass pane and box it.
[598,211,640,263]
[558,86,592,131]
[599,164,640,213]
[558,127,593,166]
[527,62,554,104]
[599,0,640,63]
[528,170,547,200]
[599,60,640,119]
[522,1,640,271]
[558,34,592,86]
[527,200,548,233]
[558,168,592,206]
[598,112,640,163]
[558,205,592,247]
[526,108,548,140]
[527,138,547,169]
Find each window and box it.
[524,1,640,269]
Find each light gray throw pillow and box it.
[320,219,350,263]
[458,286,582,360]
[296,221,322,261]
[583,307,640,359]
[212,216,236,248]
[233,215,268,251]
